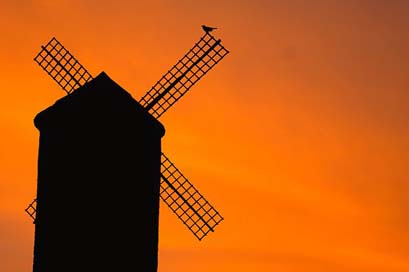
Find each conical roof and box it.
[34,71,165,137]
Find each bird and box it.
[202,25,217,33]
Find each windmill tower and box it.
[25,27,229,271]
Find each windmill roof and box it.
[34,71,165,137]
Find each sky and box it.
[1,0,409,271]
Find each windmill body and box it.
[33,72,164,272]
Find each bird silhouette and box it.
[202,25,217,33]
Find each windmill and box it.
[25,27,229,271]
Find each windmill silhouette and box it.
[25,27,229,271]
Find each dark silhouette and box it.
[28,29,229,272]
[202,24,217,33]
[33,72,164,272]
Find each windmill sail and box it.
[31,34,225,241]
[34,37,93,94]
[160,152,223,240]
[139,32,229,119]
[25,198,37,223]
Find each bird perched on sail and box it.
[202,25,217,33]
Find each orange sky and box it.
[1,1,409,271]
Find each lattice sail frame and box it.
[139,32,229,119]
[31,33,227,241]
[34,37,93,94]
[160,153,223,240]
[25,198,37,223]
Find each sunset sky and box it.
[1,1,409,271]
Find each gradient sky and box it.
[1,1,409,271]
